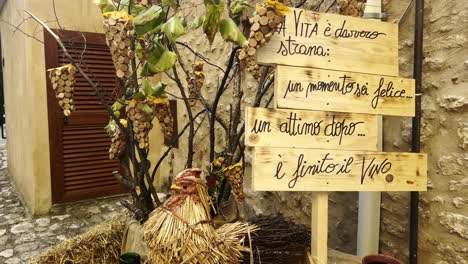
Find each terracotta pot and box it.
[362,254,402,264]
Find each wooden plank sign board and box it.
[252,147,427,192]
[245,107,378,151]
[275,66,416,116]
[256,8,399,76]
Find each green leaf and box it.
[134,5,165,36]
[153,82,167,97]
[141,43,177,76]
[219,17,247,46]
[130,4,146,16]
[190,16,204,29]
[161,16,186,42]
[96,0,115,12]
[133,92,146,100]
[142,79,153,96]
[203,1,224,44]
[113,111,121,118]
[111,100,124,111]
[230,0,250,18]
[141,104,153,115]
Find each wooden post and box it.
[310,192,329,264]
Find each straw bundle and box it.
[143,168,255,264]
[29,217,125,264]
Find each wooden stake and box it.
[311,192,328,264]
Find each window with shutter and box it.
[44,29,125,204]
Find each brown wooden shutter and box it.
[44,29,125,204]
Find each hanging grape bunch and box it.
[153,100,174,142]
[103,11,136,79]
[126,99,155,150]
[48,64,76,117]
[238,0,289,79]
[108,119,127,160]
[338,0,366,17]
[186,61,205,107]
[223,162,245,200]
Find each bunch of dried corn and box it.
[186,61,205,107]
[223,162,245,200]
[126,100,154,150]
[48,64,77,117]
[154,102,174,142]
[109,124,126,160]
[238,4,285,79]
[338,0,366,17]
[103,11,136,79]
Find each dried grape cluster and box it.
[126,100,155,150]
[48,64,76,117]
[338,0,366,17]
[109,123,126,160]
[154,102,174,142]
[103,11,136,79]
[238,5,284,79]
[223,163,245,200]
[187,61,205,107]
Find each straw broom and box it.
[143,168,255,264]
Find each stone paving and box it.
[0,137,128,263]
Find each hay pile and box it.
[29,217,126,264]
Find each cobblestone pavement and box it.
[0,138,128,263]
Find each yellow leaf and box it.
[119,119,128,128]
[103,10,133,21]
[151,97,169,105]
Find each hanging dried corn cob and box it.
[186,61,205,107]
[103,11,136,79]
[223,162,245,200]
[338,0,367,17]
[153,99,174,142]
[48,64,77,117]
[126,99,155,150]
[108,119,127,160]
[238,0,289,79]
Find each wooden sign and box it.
[256,8,399,76]
[251,147,427,192]
[245,107,378,151]
[275,66,416,116]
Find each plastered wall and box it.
[0,0,164,214]
[380,0,468,263]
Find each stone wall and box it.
[380,0,468,263]
[160,0,468,261]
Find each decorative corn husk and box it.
[103,11,136,79]
[48,64,77,117]
[108,119,127,160]
[239,1,289,79]
[223,162,245,200]
[338,0,367,17]
[153,100,174,142]
[187,61,205,107]
[143,168,255,264]
[126,99,155,150]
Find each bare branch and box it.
[1,19,44,44]
[176,41,226,73]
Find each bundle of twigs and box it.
[242,214,311,264]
